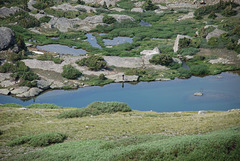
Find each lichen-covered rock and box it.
[11,87,30,95]
[173,34,192,53]
[206,29,227,42]
[0,7,22,18]
[0,27,16,51]
[0,80,16,87]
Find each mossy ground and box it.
[0,106,240,160]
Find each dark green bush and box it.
[16,11,40,28]
[0,130,2,135]
[76,55,107,71]
[178,68,192,78]
[208,11,217,19]
[142,0,158,11]
[99,73,106,80]
[190,64,210,75]
[88,102,132,113]
[222,5,237,17]
[0,62,15,73]
[61,65,82,79]
[39,16,51,23]
[26,103,63,109]
[77,0,85,5]
[103,15,116,24]
[179,38,191,49]
[9,133,67,147]
[149,54,173,66]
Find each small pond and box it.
[1,72,240,112]
[139,20,152,26]
[103,37,133,46]
[85,33,102,49]
[37,44,87,55]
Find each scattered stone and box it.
[11,87,30,95]
[106,46,113,48]
[75,5,97,13]
[51,3,78,12]
[108,14,135,22]
[206,29,227,42]
[19,108,27,110]
[0,7,22,18]
[131,8,144,13]
[238,39,240,45]
[204,25,218,29]
[134,1,145,7]
[185,55,194,60]
[110,8,125,12]
[198,110,206,114]
[37,80,52,90]
[32,51,44,55]
[25,43,33,47]
[16,88,43,97]
[173,35,192,53]
[0,73,11,82]
[237,54,240,59]
[178,12,194,21]
[155,78,171,81]
[194,92,203,96]
[167,3,197,9]
[154,9,164,14]
[140,47,160,56]
[0,89,10,95]
[29,28,42,34]
[209,58,233,64]
[157,5,168,10]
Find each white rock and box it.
[209,58,233,64]
[140,47,160,56]
[108,14,135,22]
[194,92,203,96]
[19,108,27,110]
[198,110,206,114]
[178,12,194,21]
[0,73,11,82]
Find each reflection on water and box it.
[37,44,87,55]
[103,37,133,45]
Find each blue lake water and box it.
[0,72,240,112]
[139,20,152,26]
[103,37,133,46]
[37,44,87,55]
[85,33,102,49]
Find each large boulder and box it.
[0,7,22,18]
[0,89,10,95]
[37,80,52,90]
[173,34,192,53]
[0,27,17,51]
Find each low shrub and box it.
[9,133,67,147]
[61,65,82,79]
[99,73,106,80]
[190,64,210,75]
[26,103,62,109]
[142,0,158,11]
[179,37,191,49]
[88,102,132,113]
[103,15,116,24]
[0,103,23,108]
[76,55,107,71]
[178,68,192,78]
[39,16,51,23]
[37,54,63,64]
[57,102,131,119]
[149,54,173,66]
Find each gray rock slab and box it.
[16,88,43,97]
[0,7,22,18]
[206,29,227,42]
[173,34,192,53]
[0,27,16,51]
[0,80,16,87]
[108,14,135,22]
[37,80,52,90]
[104,56,143,68]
